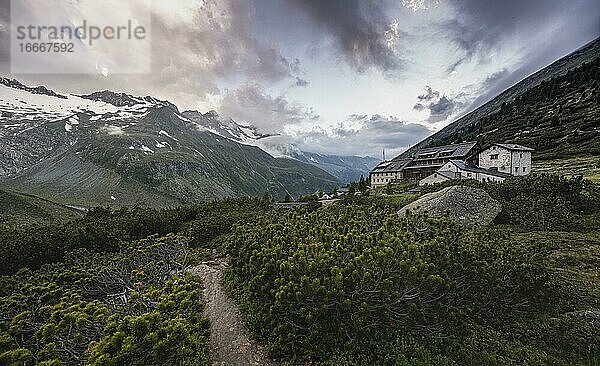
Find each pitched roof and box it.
[420,170,455,181]
[412,141,479,160]
[371,157,412,173]
[435,170,456,179]
[448,160,512,178]
[493,143,535,151]
[370,141,479,174]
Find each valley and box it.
[1,14,599,366]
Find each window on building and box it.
[523,167,526,172]
[467,173,472,177]
[515,167,519,173]
[490,154,499,160]
[520,153,523,158]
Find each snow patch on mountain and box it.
[101,125,126,136]
[141,145,154,153]
[159,130,179,141]
[181,110,267,144]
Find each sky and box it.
[0,0,599,157]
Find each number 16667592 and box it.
[19,42,75,53]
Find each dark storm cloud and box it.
[437,0,599,115]
[0,0,9,67]
[289,0,402,73]
[417,86,440,102]
[246,48,305,83]
[413,86,464,123]
[425,96,462,123]
[0,0,304,109]
[429,96,456,115]
[442,0,554,72]
[443,0,600,73]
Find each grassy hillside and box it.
[2,106,339,207]
[0,188,81,225]
[403,38,600,161]
[533,156,600,183]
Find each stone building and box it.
[478,143,534,176]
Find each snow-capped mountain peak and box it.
[0,77,67,99]
[182,109,268,143]
[0,78,378,183]
[78,90,178,111]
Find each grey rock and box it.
[397,185,502,227]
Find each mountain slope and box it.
[402,37,600,160]
[0,188,82,225]
[0,81,339,206]
[280,151,379,183]
[181,110,380,183]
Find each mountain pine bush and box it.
[224,202,598,364]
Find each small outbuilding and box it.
[419,160,512,186]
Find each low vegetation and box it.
[533,156,600,183]
[0,197,273,276]
[0,197,275,365]
[223,197,599,364]
[1,174,598,365]
[0,235,210,365]
[421,173,600,232]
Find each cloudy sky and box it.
[1,0,598,157]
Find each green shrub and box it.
[0,235,210,365]
[224,204,591,364]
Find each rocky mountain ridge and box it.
[0,80,340,206]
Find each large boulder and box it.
[398,185,502,227]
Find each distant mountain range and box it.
[179,109,380,182]
[283,151,379,184]
[0,79,355,206]
[402,37,600,161]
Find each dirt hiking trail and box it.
[189,262,278,366]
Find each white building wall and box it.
[510,151,532,176]
[442,162,460,172]
[445,162,506,183]
[370,171,401,187]
[479,146,512,173]
[438,163,471,180]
